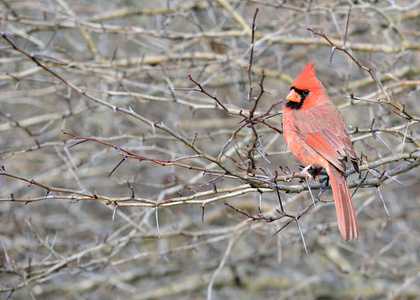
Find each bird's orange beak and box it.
[286,89,301,103]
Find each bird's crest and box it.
[291,61,322,91]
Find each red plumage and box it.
[282,61,359,241]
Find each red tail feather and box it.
[327,165,359,241]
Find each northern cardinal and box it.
[282,61,359,241]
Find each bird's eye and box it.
[302,90,309,96]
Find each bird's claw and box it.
[302,165,322,182]
[302,165,314,181]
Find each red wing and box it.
[304,131,346,171]
[293,102,352,172]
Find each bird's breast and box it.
[282,106,329,168]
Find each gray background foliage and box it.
[1,0,420,299]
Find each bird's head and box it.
[285,61,326,110]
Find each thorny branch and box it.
[1,5,419,232]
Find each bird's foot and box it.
[301,165,313,181]
[301,166,322,182]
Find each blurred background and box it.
[1,0,420,299]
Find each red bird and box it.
[282,61,359,241]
